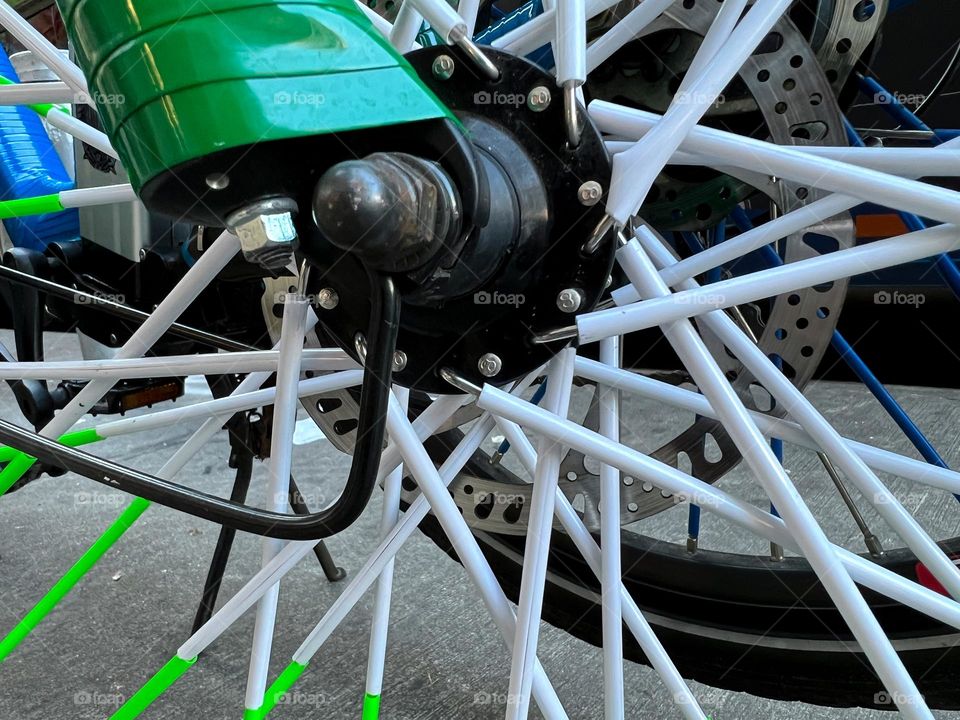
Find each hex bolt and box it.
[556,288,584,313]
[432,55,456,80]
[392,350,408,372]
[477,353,503,377]
[227,198,298,272]
[577,180,603,206]
[317,288,339,310]
[527,86,551,112]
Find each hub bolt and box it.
[393,350,408,372]
[227,198,298,272]
[577,181,603,206]
[432,55,456,80]
[556,288,584,313]
[317,288,339,310]
[477,353,503,378]
[527,86,552,112]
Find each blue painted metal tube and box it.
[729,206,954,475]
[493,378,548,457]
[0,45,77,250]
[856,73,933,133]
[687,502,701,542]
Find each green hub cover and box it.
[55,0,453,191]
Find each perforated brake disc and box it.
[266,0,870,535]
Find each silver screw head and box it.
[477,353,503,377]
[205,173,230,190]
[556,288,584,313]
[577,180,603,206]
[432,55,456,80]
[317,288,339,310]
[527,86,551,112]
[392,350,408,372]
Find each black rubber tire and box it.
[416,437,960,711]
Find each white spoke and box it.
[493,416,706,720]
[594,101,960,225]
[635,225,960,599]
[574,357,960,498]
[0,81,75,105]
[362,386,409,711]
[613,239,930,717]
[507,349,576,720]
[477,387,960,638]
[578,223,959,344]
[585,0,675,74]
[390,2,425,52]
[9,231,240,451]
[605,0,792,223]
[0,349,353,380]
[0,2,90,101]
[243,292,309,715]
[598,336,625,719]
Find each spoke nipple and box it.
[556,288,584,313]
[490,450,504,466]
[864,533,885,558]
[432,54,455,80]
[527,86,552,112]
[477,353,503,378]
[577,181,603,207]
[686,536,698,553]
[317,288,339,310]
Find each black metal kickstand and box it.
[191,409,346,634]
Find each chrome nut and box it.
[228,198,298,271]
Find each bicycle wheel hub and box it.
[299,47,616,392]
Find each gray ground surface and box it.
[1,330,960,718]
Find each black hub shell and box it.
[303,47,616,393]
